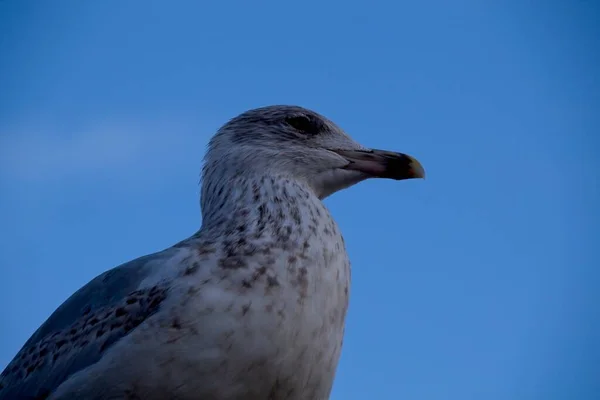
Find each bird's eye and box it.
[285,115,321,135]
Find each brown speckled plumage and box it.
[2,286,167,382]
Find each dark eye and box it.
[285,115,322,135]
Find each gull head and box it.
[202,105,425,200]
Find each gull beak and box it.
[334,149,426,180]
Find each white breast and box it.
[65,181,352,399]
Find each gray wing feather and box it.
[0,248,175,400]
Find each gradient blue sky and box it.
[0,1,598,399]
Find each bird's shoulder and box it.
[0,246,184,400]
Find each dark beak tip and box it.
[407,157,426,180]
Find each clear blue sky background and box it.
[0,1,598,399]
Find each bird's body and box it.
[0,105,424,399]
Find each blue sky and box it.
[0,1,598,399]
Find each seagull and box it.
[0,105,425,400]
